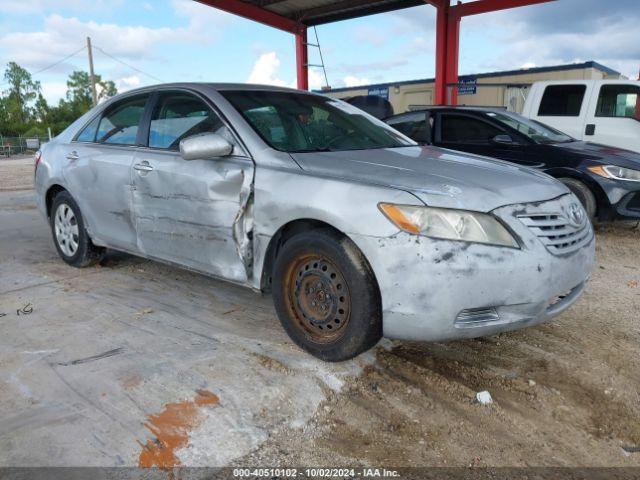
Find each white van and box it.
[522,80,640,153]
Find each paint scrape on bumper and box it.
[351,194,595,342]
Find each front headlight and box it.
[378,203,519,248]
[588,165,640,182]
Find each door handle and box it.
[133,162,154,172]
[66,151,79,161]
[585,124,596,136]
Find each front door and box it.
[131,91,254,284]
[584,83,640,152]
[436,113,540,167]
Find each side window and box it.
[149,93,228,150]
[538,85,586,117]
[596,85,640,118]
[76,116,100,143]
[97,95,148,145]
[440,114,502,144]
[388,112,430,143]
[244,106,288,149]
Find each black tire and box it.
[559,178,597,221]
[50,190,104,268]
[272,228,382,362]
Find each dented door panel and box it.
[131,149,254,284]
[61,143,138,250]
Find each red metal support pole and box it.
[445,12,461,105]
[434,4,448,105]
[434,2,460,106]
[296,27,309,90]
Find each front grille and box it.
[455,307,500,326]
[518,213,591,255]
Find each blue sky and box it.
[0,0,637,104]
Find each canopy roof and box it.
[239,0,426,26]
[196,0,556,103]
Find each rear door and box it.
[529,83,591,139]
[131,90,254,283]
[63,93,151,251]
[584,83,640,152]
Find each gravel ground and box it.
[2,161,639,469]
[0,155,35,191]
[235,221,640,467]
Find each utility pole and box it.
[86,36,98,107]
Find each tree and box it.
[65,70,118,115]
[34,93,50,123]
[1,62,41,134]
[0,63,118,136]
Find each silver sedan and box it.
[35,84,595,361]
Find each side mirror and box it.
[180,132,233,160]
[491,134,516,145]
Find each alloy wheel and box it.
[54,203,79,257]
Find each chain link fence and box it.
[0,135,50,158]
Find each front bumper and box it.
[350,194,595,342]
[615,191,640,219]
[588,173,640,219]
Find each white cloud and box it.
[40,81,67,104]
[116,75,141,91]
[353,25,386,47]
[308,68,325,90]
[461,1,640,79]
[0,0,122,14]
[246,52,327,90]
[247,52,291,87]
[0,2,231,72]
[343,75,371,88]
[0,15,179,69]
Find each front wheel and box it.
[50,190,104,268]
[559,178,597,221]
[272,229,382,362]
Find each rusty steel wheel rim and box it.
[284,253,351,344]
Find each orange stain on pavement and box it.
[138,389,219,469]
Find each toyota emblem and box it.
[568,203,585,227]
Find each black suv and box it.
[386,107,640,221]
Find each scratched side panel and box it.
[61,143,138,250]
[250,165,422,290]
[131,151,254,284]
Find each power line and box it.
[93,45,164,83]
[31,46,87,77]
[0,45,86,89]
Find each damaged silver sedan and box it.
[35,84,595,361]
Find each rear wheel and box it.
[50,190,104,267]
[272,229,382,362]
[559,178,597,221]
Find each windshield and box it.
[221,90,416,152]
[486,111,573,144]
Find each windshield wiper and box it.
[291,147,334,153]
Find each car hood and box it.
[550,141,640,168]
[291,146,568,212]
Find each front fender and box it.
[251,167,422,290]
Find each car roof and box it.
[386,106,509,120]
[118,82,306,96]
